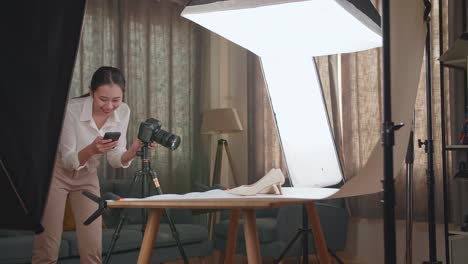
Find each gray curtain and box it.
[69,0,206,194]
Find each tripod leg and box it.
[104,170,142,264]
[328,248,345,264]
[212,139,224,185]
[149,170,189,264]
[274,229,304,264]
[223,141,240,187]
[104,211,125,264]
[141,172,149,234]
[162,208,189,264]
[208,141,223,238]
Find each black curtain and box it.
[0,0,86,231]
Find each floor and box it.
[343,217,447,264]
[164,217,449,264]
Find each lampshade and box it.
[201,108,243,134]
[439,32,468,69]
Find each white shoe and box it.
[227,168,285,196]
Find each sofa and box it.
[0,179,213,264]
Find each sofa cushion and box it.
[0,229,33,237]
[62,228,142,257]
[125,223,208,248]
[0,234,70,264]
[213,217,277,243]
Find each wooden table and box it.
[108,197,332,264]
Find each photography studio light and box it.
[182,0,382,189]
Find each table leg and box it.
[305,201,332,264]
[224,209,240,264]
[137,209,163,264]
[242,209,261,263]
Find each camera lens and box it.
[153,129,181,150]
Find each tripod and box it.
[274,205,344,264]
[104,144,189,264]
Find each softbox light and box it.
[182,0,381,188]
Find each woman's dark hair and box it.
[79,66,126,97]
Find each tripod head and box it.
[136,142,151,158]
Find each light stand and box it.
[419,1,442,263]
[273,205,344,264]
[84,144,189,264]
[382,0,398,263]
[405,118,415,264]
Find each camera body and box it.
[138,118,181,150]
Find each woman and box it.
[32,66,142,263]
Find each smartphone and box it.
[103,132,121,142]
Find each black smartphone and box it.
[103,132,121,142]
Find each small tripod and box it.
[104,144,188,264]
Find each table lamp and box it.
[201,108,243,187]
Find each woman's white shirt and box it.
[57,96,132,171]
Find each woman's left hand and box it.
[130,139,143,153]
[129,139,157,153]
[148,141,157,150]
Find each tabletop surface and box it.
[107,187,339,209]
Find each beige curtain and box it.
[322,0,451,221]
[197,33,288,185]
[247,54,288,183]
[69,0,205,194]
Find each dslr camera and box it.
[138,118,181,150]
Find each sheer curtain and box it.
[243,0,451,221]
[338,0,450,221]
[69,0,205,194]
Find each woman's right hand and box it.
[89,136,119,154]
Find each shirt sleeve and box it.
[106,105,133,168]
[59,108,88,171]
